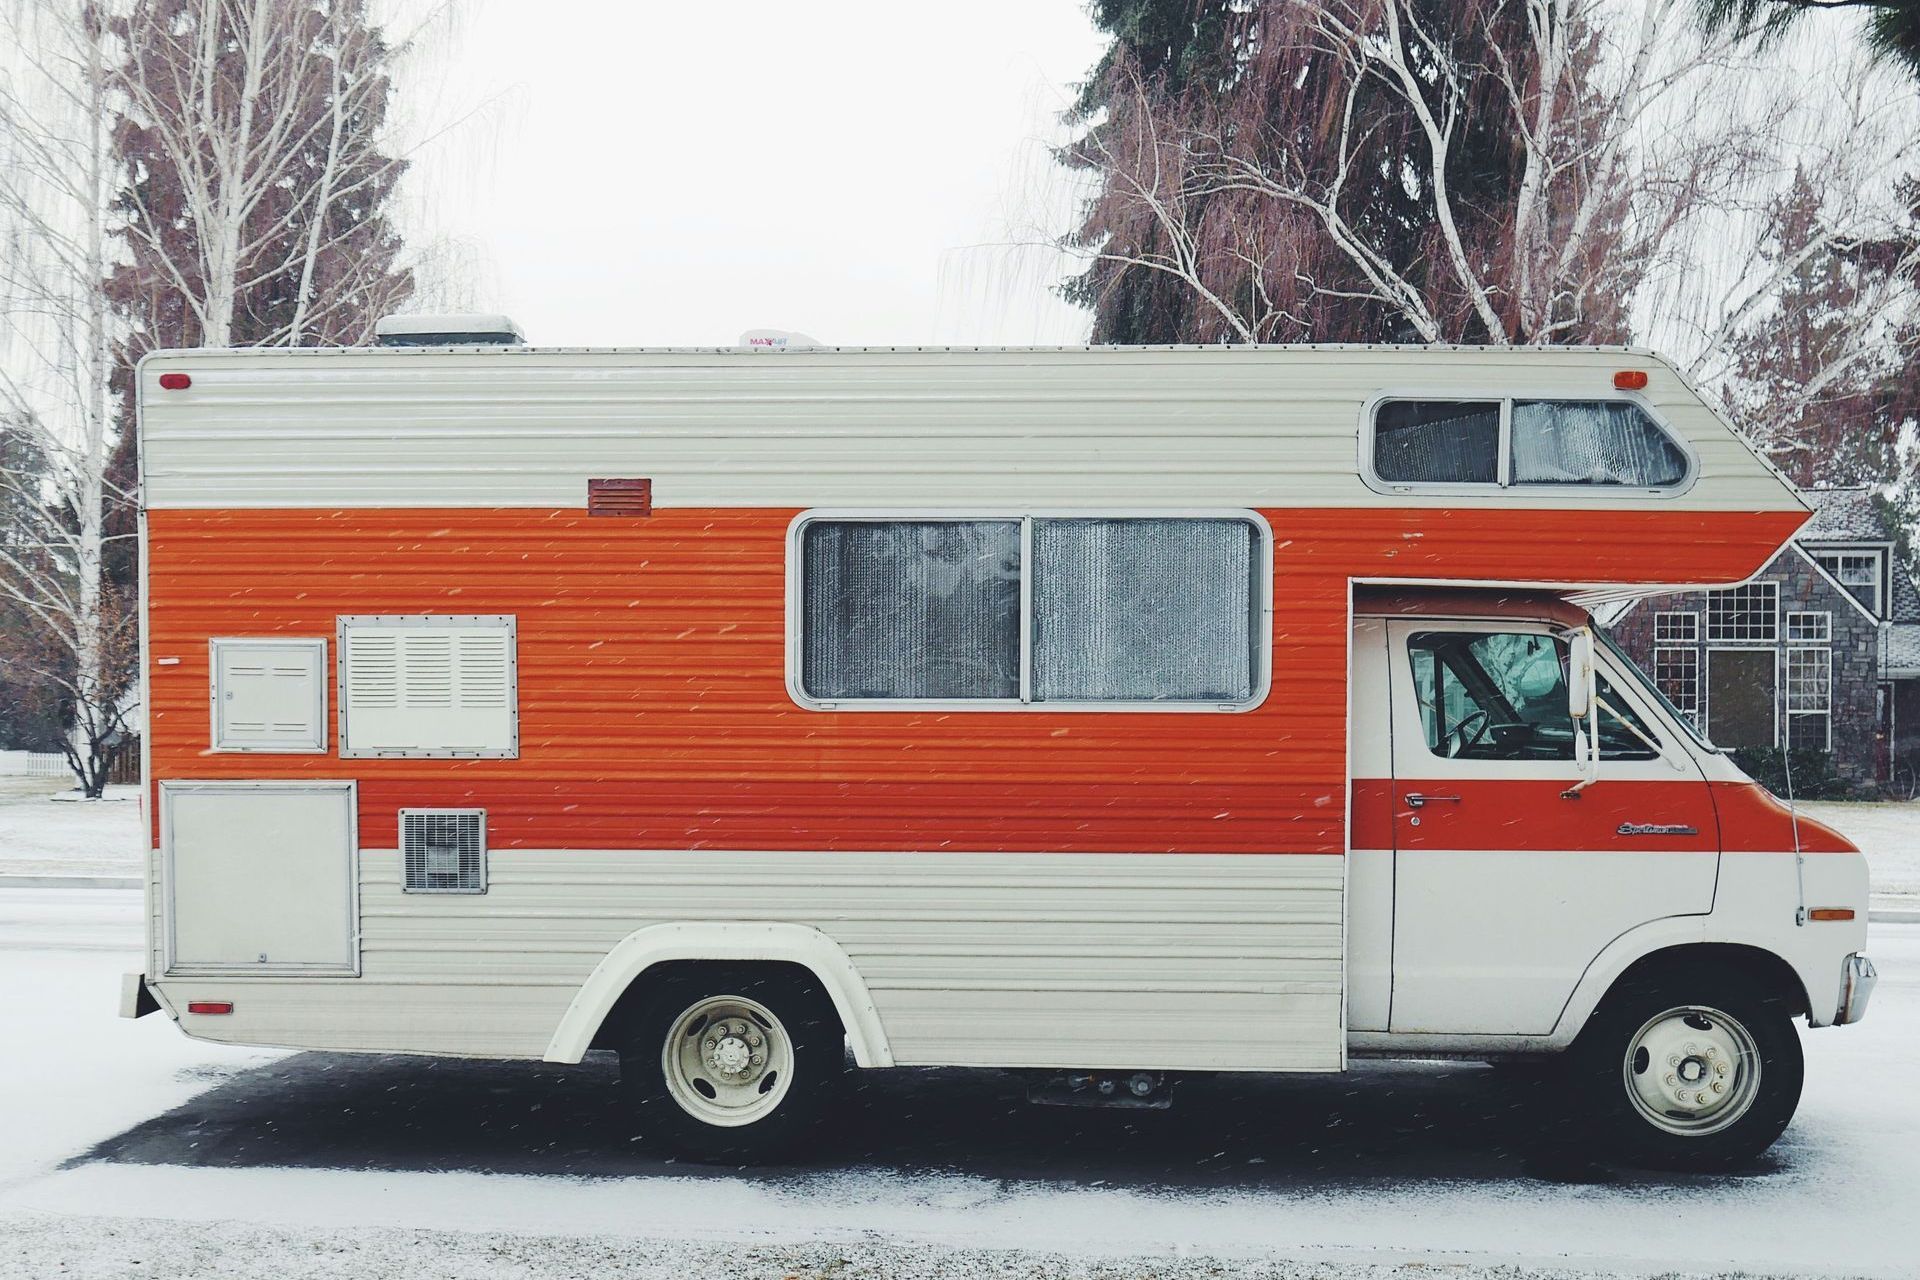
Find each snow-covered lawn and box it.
[0,777,143,878]
[0,886,1915,1279]
[1797,800,1920,899]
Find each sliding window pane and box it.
[1031,518,1258,702]
[801,521,1020,700]
[1373,400,1501,484]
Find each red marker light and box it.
[186,1001,233,1015]
[158,372,192,390]
[1613,370,1648,390]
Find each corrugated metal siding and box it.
[137,346,1803,513]
[156,849,1345,1070]
[145,506,1801,855]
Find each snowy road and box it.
[0,888,1915,1280]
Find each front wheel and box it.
[1565,966,1803,1171]
[618,965,842,1162]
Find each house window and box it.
[1369,398,1688,490]
[337,615,518,757]
[1786,612,1831,643]
[1653,611,1699,643]
[1811,550,1883,616]
[794,514,1267,709]
[1786,646,1832,751]
[1654,646,1701,729]
[1706,583,1778,643]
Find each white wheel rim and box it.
[1622,1004,1762,1137]
[660,994,794,1128]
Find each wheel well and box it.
[1605,943,1810,1018]
[586,959,843,1052]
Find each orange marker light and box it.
[1613,370,1649,390]
[158,372,192,390]
[1808,908,1855,922]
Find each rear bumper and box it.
[1836,953,1877,1026]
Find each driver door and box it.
[1383,621,1718,1036]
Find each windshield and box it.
[1596,625,1717,752]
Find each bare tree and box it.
[0,2,140,796]
[110,0,447,350]
[1067,0,1772,348]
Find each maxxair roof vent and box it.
[400,809,487,894]
[375,313,524,347]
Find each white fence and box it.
[0,750,68,778]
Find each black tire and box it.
[617,964,844,1163]
[1563,963,1803,1172]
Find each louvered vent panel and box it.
[400,809,486,894]
[338,616,517,757]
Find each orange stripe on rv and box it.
[1349,779,1859,854]
[146,505,1805,856]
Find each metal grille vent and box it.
[400,809,486,894]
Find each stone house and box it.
[1609,488,1920,792]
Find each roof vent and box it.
[375,313,525,347]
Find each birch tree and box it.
[108,0,418,352]
[0,1,139,795]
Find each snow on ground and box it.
[0,777,143,878]
[0,885,1915,1279]
[1798,800,1920,899]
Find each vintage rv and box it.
[122,334,1876,1169]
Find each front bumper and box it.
[1836,953,1877,1025]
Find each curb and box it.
[0,873,142,890]
[1872,906,1920,925]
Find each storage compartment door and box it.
[163,781,358,975]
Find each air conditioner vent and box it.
[400,809,486,894]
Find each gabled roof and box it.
[1887,624,1920,678]
[1799,487,1891,543]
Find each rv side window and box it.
[1408,631,1658,762]
[796,515,1266,709]
[1369,397,1689,490]
[800,520,1022,701]
[1373,400,1500,484]
[1509,400,1688,487]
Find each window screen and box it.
[800,521,1021,700]
[1509,401,1689,487]
[1373,400,1500,484]
[796,515,1265,707]
[1032,519,1257,702]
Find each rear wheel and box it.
[1566,965,1802,1171]
[618,966,842,1162]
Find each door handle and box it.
[1404,792,1461,808]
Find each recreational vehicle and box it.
[121,337,1876,1168]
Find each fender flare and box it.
[542,921,894,1067]
[1549,915,1816,1043]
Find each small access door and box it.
[1381,621,1717,1036]
[162,781,359,976]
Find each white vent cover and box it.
[338,615,517,757]
[400,809,486,894]
[210,638,327,752]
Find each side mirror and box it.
[1567,629,1596,721]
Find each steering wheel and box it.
[1446,708,1492,757]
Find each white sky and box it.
[406,2,1108,348]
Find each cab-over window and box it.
[1372,398,1688,490]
